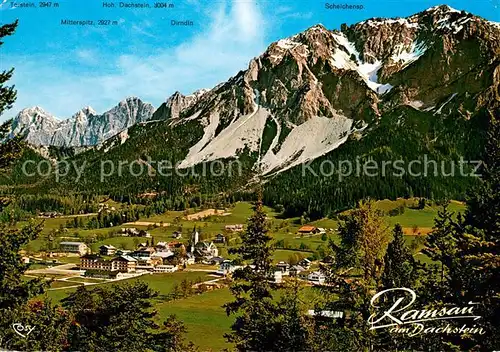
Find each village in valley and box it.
[16,199,464,349]
[58,227,322,284]
[24,204,331,289]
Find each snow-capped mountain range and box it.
[147,5,498,175]
[7,5,500,178]
[8,97,155,147]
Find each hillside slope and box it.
[2,5,498,215]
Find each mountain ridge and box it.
[8,5,499,154]
[3,5,499,206]
[142,4,498,175]
[8,97,156,147]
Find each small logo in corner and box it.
[12,323,35,338]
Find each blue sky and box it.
[0,0,498,121]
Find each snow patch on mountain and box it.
[434,93,458,115]
[331,32,360,59]
[277,38,301,50]
[330,46,357,70]
[426,5,461,14]
[358,18,419,29]
[331,32,393,94]
[391,41,427,67]
[451,17,472,34]
[434,11,473,34]
[358,61,394,94]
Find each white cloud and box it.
[273,5,313,20]
[130,19,157,39]
[3,0,267,120]
[282,11,313,20]
[75,49,99,66]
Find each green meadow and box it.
[20,198,468,349]
[22,199,466,266]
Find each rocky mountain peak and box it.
[13,107,59,136]
[72,106,96,122]
[82,106,96,115]
[119,96,142,105]
[9,97,155,147]
[8,5,499,173]
[17,106,55,120]
[22,105,47,114]
[263,24,340,68]
[145,5,498,174]
[189,88,211,99]
[425,4,462,14]
[162,89,211,120]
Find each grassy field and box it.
[21,199,466,267]
[17,214,97,234]
[35,270,229,349]
[66,277,108,284]
[43,271,213,303]
[22,199,466,350]
[273,249,312,263]
[159,288,234,351]
[156,282,327,350]
[27,272,77,279]
[26,262,53,270]
[49,280,83,289]
[54,256,82,264]
[385,202,464,227]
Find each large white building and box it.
[308,271,326,285]
[154,265,178,273]
[99,245,117,256]
[218,260,241,275]
[224,224,243,232]
[80,255,137,273]
[60,242,88,255]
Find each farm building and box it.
[298,226,320,235]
